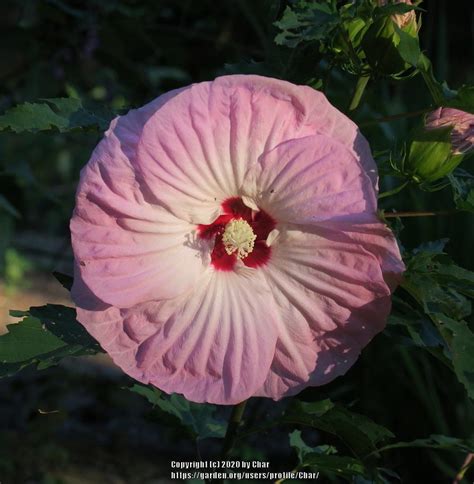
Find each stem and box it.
[359,108,431,127]
[378,181,410,199]
[349,75,370,111]
[384,209,458,218]
[220,400,248,459]
[453,453,474,484]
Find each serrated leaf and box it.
[274,2,339,48]
[374,434,474,455]
[0,316,67,363]
[29,305,100,349]
[284,399,394,458]
[0,304,101,378]
[289,430,337,462]
[130,384,226,440]
[0,98,112,133]
[449,172,474,213]
[402,243,474,398]
[432,314,474,399]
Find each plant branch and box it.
[360,108,431,127]
[453,452,474,484]
[384,209,459,218]
[378,181,410,199]
[220,400,248,459]
[349,75,370,111]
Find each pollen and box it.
[222,219,257,259]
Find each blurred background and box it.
[0,0,473,482]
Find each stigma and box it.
[222,219,257,259]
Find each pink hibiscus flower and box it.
[70,75,404,405]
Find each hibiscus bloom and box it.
[71,75,404,405]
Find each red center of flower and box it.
[197,197,276,271]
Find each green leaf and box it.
[29,305,100,349]
[401,243,474,398]
[431,314,474,399]
[129,384,226,440]
[403,242,473,319]
[289,430,337,462]
[417,54,448,105]
[446,85,474,114]
[288,430,388,482]
[394,25,421,67]
[301,454,369,480]
[274,2,339,48]
[0,316,67,363]
[449,172,474,213]
[283,399,394,458]
[374,434,474,456]
[0,98,112,133]
[0,304,101,378]
[52,271,74,291]
[375,3,421,17]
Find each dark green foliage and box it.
[0,98,112,133]
[0,305,101,377]
[283,399,394,458]
[449,171,474,213]
[396,240,474,399]
[129,384,226,440]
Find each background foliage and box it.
[1,0,474,483]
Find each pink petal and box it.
[73,269,279,405]
[133,75,377,223]
[315,218,405,291]
[245,135,377,225]
[71,100,208,308]
[255,225,393,399]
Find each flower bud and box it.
[404,126,463,183]
[362,0,418,76]
[425,108,474,155]
[378,0,417,31]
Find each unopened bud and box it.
[425,108,474,155]
[404,126,463,183]
[363,0,418,76]
[377,0,417,31]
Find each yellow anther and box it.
[222,219,256,259]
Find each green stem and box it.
[220,400,248,459]
[384,209,458,218]
[378,180,410,199]
[359,108,431,127]
[349,75,370,111]
[453,453,474,484]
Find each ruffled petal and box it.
[254,226,393,399]
[134,75,376,223]
[73,268,279,405]
[244,135,377,225]
[71,99,208,309]
[315,218,405,291]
